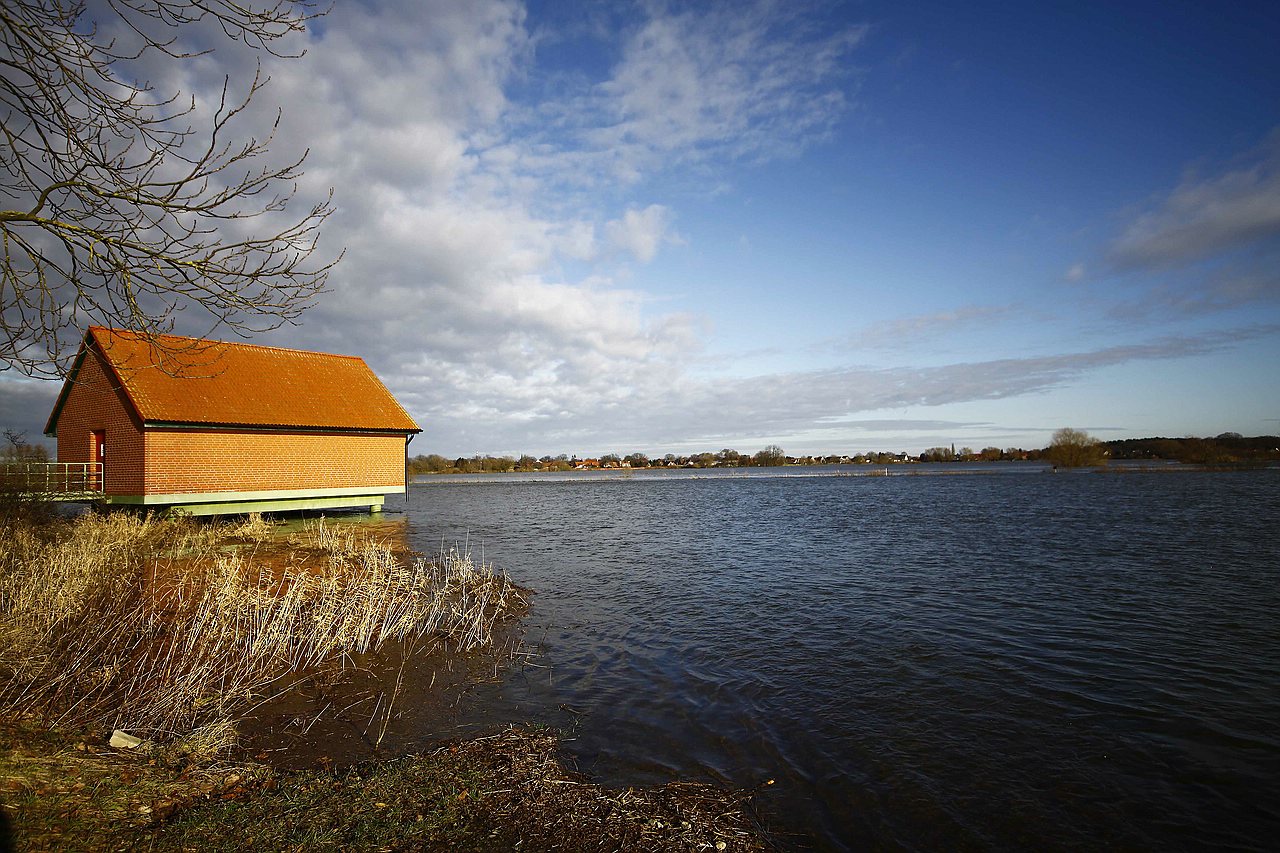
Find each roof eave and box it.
[142,420,422,435]
[43,332,94,436]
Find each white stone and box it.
[109,730,144,749]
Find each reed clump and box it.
[0,512,524,751]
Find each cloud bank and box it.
[237,0,868,452]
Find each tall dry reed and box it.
[0,513,523,746]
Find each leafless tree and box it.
[0,0,338,378]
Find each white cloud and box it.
[1091,131,1280,324]
[604,205,678,263]
[529,2,866,186]
[844,305,1014,351]
[1106,264,1280,321]
[1110,132,1280,269]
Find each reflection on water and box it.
[390,469,1279,851]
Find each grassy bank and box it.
[0,511,774,851]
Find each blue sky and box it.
[4,0,1279,456]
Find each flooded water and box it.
[390,467,1280,851]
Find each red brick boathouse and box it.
[44,327,421,515]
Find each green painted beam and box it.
[104,493,386,517]
[107,484,404,505]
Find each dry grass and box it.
[230,511,275,542]
[0,512,524,750]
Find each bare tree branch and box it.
[0,0,338,377]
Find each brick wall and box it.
[53,347,146,495]
[144,429,406,495]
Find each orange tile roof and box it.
[54,327,420,433]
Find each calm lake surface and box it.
[391,466,1280,851]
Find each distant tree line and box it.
[1103,433,1279,465]
[407,445,794,475]
[918,446,1023,462]
[406,432,1279,475]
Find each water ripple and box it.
[402,470,1280,851]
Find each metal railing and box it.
[0,461,104,499]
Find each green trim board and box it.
[104,484,405,506]
[123,494,388,517]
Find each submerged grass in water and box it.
[0,512,524,748]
